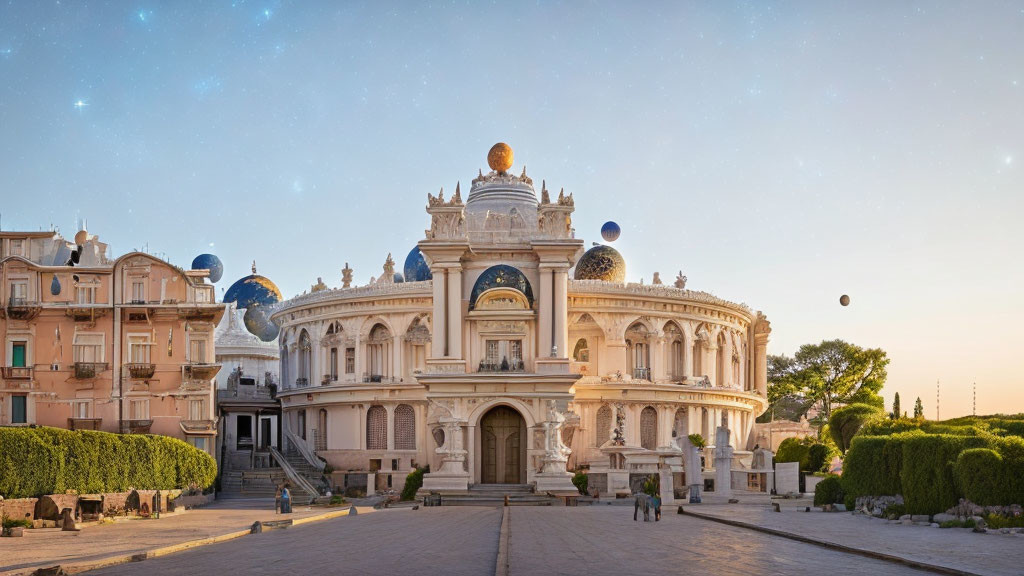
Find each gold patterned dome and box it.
[487,142,514,173]
[574,245,627,283]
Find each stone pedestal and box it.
[714,420,733,497]
[421,417,470,492]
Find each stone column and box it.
[683,336,693,379]
[722,336,733,388]
[552,268,569,358]
[446,268,462,359]
[353,334,363,382]
[393,333,403,382]
[754,334,769,397]
[688,405,700,436]
[538,267,554,357]
[651,334,666,381]
[386,405,395,451]
[706,345,719,387]
[430,267,447,359]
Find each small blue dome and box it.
[244,305,280,342]
[403,246,433,282]
[394,272,405,283]
[600,221,621,242]
[191,254,224,283]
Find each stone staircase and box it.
[283,446,328,492]
[432,484,554,507]
[219,469,315,506]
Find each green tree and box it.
[768,340,888,431]
[829,403,884,454]
[914,397,924,419]
[891,392,901,420]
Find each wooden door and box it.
[481,406,523,484]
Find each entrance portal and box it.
[480,406,526,484]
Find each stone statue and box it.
[341,263,353,288]
[652,272,662,285]
[612,404,626,446]
[311,277,327,292]
[674,271,687,289]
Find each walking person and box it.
[281,483,292,514]
[633,491,650,522]
[651,492,662,521]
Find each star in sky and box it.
[73,99,88,110]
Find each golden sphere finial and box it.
[487,142,514,173]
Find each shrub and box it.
[2,514,33,529]
[813,475,844,506]
[900,433,991,514]
[841,434,909,506]
[828,403,884,454]
[807,443,837,474]
[775,437,811,468]
[571,471,589,495]
[687,434,706,449]
[400,467,425,501]
[954,449,1004,506]
[0,427,216,499]
[984,513,1024,529]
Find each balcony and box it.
[632,368,651,381]
[177,306,219,321]
[121,419,152,434]
[7,297,41,320]
[66,307,108,322]
[73,362,108,380]
[295,377,309,388]
[181,419,216,433]
[477,359,526,373]
[184,363,221,380]
[321,375,338,386]
[1,366,33,380]
[68,417,102,431]
[126,363,156,379]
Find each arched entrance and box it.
[479,405,526,484]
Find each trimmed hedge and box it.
[954,449,1003,506]
[813,475,844,506]
[899,433,991,514]
[0,427,216,499]
[841,432,915,507]
[400,467,425,501]
[775,437,810,469]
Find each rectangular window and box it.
[189,398,206,421]
[130,399,149,420]
[484,339,523,370]
[189,338,207,363]
[10,282,28,302]
[11,342,27,367]
[73,400,91,419]
[75,285,96,304]
[12,395,27,424]
[345,347,355,374]
[130,279,146,303]
[330,347,338,379]
[73,333,104,363]
[128,335,152,363]
[188,437,208,451]
[10,239,24,257]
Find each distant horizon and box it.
[1,2,1020,418]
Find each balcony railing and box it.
[7,297,41,320]
[632,367,651,381]
[478,359,526,373]
[73,362,108,379]
[184,363,221,380]
[67,417,102,431]
[121,419,153,434]
[1,366,33,379]
[321,375,338,386]
[126,363,156,379]
[295,377,309,388]
[362,374,399,383]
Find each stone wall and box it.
[0,498,38,522]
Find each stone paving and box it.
[694,503,1024,576]
[0,498,331,574]
[87,507,501,576]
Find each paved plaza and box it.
[67,503,1021,576]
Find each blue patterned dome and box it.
[224,268,282,309]
[191,254,224,283]
[469,265,534,310]
[600,221,621,242]
[243,305,280,342]
[403,246,433,282]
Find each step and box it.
[468,484,534,494]
[436,496,553,507]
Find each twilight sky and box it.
[1,2,1021,418]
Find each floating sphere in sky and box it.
[600,221,621,242]
[191,253,224,283]
[840,294,851,306]
[244,305,280,342]
[74,229,88,245]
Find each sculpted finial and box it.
[674,271,687,289]
[453,181,462,203]
[341,262,353,288]
[541,180,550,204]
[251,260,257,274]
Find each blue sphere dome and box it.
[224,273,282,309]
[403,246,433,282]
[244,305,280,342]
[600,221,621,242]
[394,272,405,283]
[191,254,224,283]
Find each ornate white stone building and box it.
[271,144,772,498]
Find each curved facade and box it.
[272,146,772,497]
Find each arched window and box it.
[366,405,387,450]
[640,406,657,450]
[394,404,415,450]
[665,322,685,381]
[573,338,589,362]
[595,404,612,447]
[367,324,392,381]
[626,322,651,381]
[673,408,688,442]
[298,330,311,387]
[716,331,727,387]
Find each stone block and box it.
[774,462,799,495]
[911,514,930,523]
[933,513,957,523]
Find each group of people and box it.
[633,491,662,522]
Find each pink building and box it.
[0,228,223,454]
